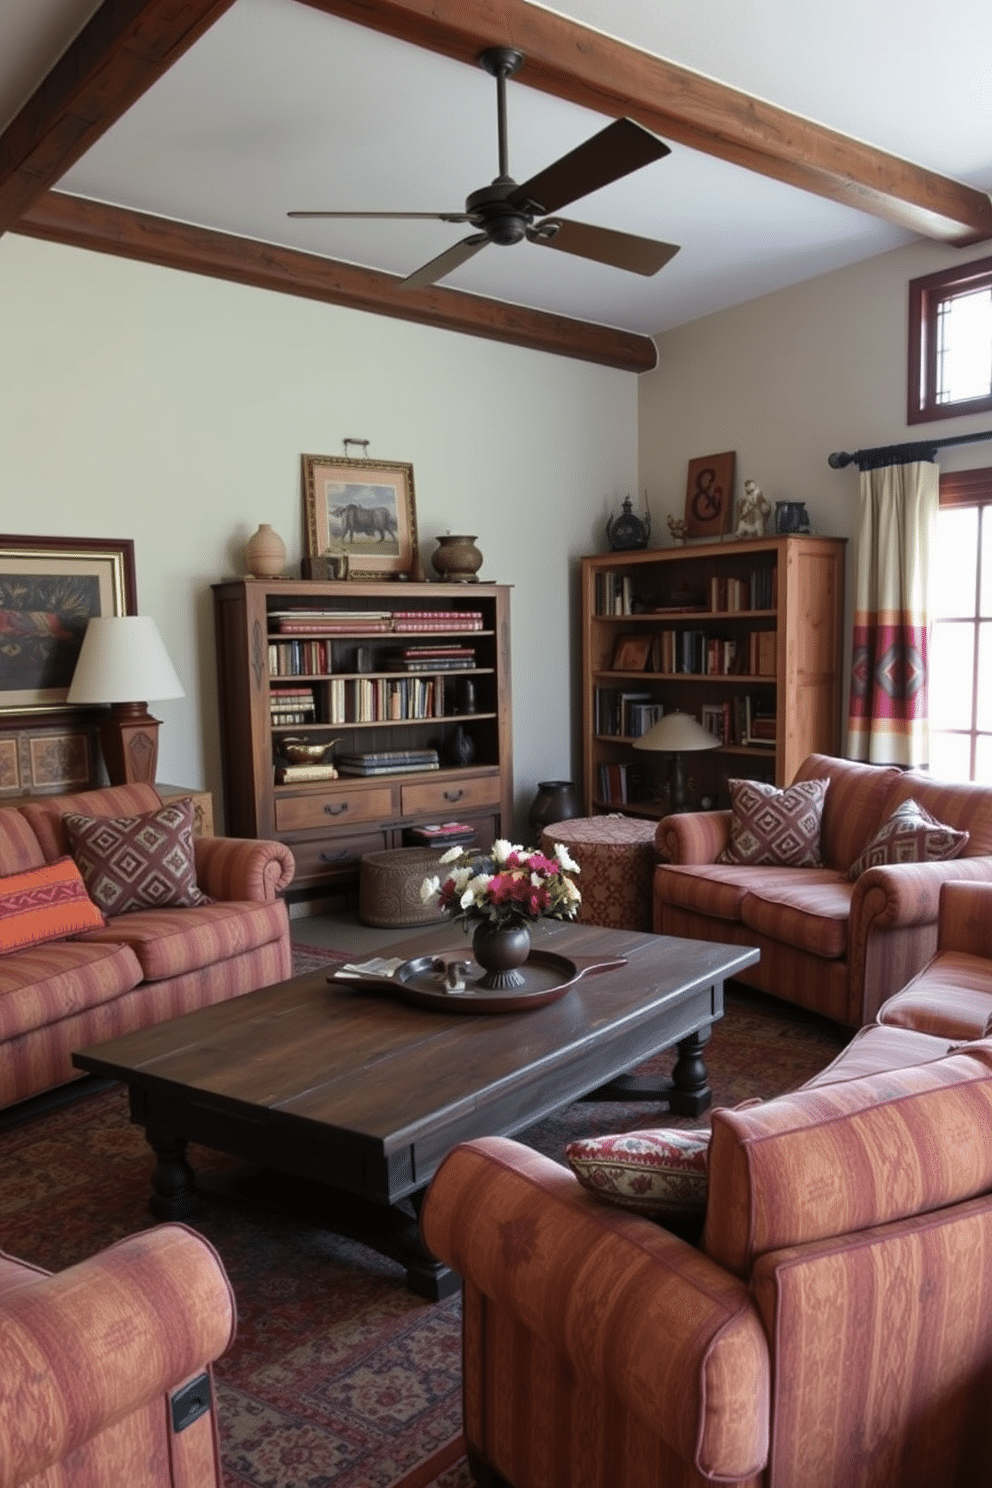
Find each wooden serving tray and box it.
[332,949,628,1014]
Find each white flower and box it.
[553,843,580,874]
[563,877,581,903]
[490,838,520,864]
[420,875,441,903]
[460,872,492,909]
[440,845,467,864]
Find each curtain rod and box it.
[828,427,992,471]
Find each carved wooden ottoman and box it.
[540,814,658,933]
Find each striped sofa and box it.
[653,752,992,1028]
[0,1223,235,1486]
[0,782,294,1111]
[422,880,992,1488]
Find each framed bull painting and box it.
[302,454,418,580]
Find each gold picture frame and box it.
[0,534,136,713]
[301,454,418,580]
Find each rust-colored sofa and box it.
[0,782,294,1110]
[653,752,992,1027]
[0,1223,235,1487]
[422,880,992,1488]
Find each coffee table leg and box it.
[582,1024,713,1115]
[146,1130,200,1220]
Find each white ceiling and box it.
[4,0,992,336]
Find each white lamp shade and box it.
[632,711,720,754]
[67,616,185,704]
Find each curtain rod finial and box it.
[828,451,853,469]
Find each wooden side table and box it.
[157,784,214,837]
[540,815,658,932]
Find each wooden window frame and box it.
[908,255,992,425]
[932,466,992,782]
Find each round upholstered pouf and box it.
[540,815,658,933]
[358,847,452,928]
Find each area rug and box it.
[0,943,846,1488]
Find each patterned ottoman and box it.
[358,846,450,928]
[540,814,658,933]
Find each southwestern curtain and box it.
[846,458,939,765]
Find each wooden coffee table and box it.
[73,919,758,1297]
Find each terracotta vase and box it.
[245,523,287,578]
[472,921,531,990]
[432,534,483,583]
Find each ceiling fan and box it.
[288,47,679,291]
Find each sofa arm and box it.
[421,1137,769,1482]
[194,834,295,900]
[656,809,732,865]
[852,856,992,933]
[0,1224,236,1488]
[937,880,992,958]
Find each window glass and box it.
[930,730,972,782]
[978,621,992,732]
[976,734,992,787]
[929,620,974,730]
[932,505,977,618]
[936,286,992,404]
[909,256,992,423]
[982,506,992,617]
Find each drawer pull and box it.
[319,850,351,863]
[323,802,349,816]
[443,788,465,802]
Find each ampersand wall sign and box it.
[683,451,737,539]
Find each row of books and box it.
[393,610,484,633]
[323,675,449,723]
[709,567,778,612]
[610,628,776,677]
[269,609,485,636]
[384,644,476,671]
[595,565,779,619]
[336,748,439,777]
[594,688,664,739]
[702,696,777,747]
[597,761,652,807]
[267,639,481,676]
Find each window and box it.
[908,256,992,424]
[930,468,992,783]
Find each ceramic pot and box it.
[472,921,531,990]
[446,723,475,766]
[432,534,483,582]
[528,780,583,832]
[774,501,811,535]
[245,523,287,578]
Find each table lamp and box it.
[67,615,185,786]
[632,710,719,812]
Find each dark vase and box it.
[528,780,583,832]
[472,921,531,990]
[446,724,476,766]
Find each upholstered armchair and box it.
[0,1224,236,1488]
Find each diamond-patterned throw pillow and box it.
[565,1128,709,1232]
[65,800,210,917]
[718,777,829,867]
[0,856,105,953]
[847,798,969,880]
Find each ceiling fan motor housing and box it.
[466,180,530,245]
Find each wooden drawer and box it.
[288,830,388,884]
[401,772,500,816]
[275,785,394,833]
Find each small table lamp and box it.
[632,710,719,812]
[67,616,185,786]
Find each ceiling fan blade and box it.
[528,218,680,276]
[288,210,471,222]
[508,118,670,216]
[400,234,489,291]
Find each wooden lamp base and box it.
[99,702,162,786]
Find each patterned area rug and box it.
[0,943,846,1488]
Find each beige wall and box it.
[0,234,638,829]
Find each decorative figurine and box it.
[666,515,689,545]
[606,493,651,551]
[736,479,772,539]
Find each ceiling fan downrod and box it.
[479,47,524,183]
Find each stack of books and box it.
[275,762,338,783]
[336,748,440,776]
[270,609,393,634]
[269,685,316,725]
[393,611,484,633]
[385,644,476,671]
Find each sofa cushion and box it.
[793,754,902,873]
[718,778,828,867]
[0,808,48,876]
[79,900,288,982]
[0,940,143,1041]
[0,858,105,954]
[878,952,992,1041]
[703,1039,992,1279]
[848,798,969,880]
[803,1021,957,1087]
[739,873,852,960]
[565,1128,709,1228]
[65,800,210,917]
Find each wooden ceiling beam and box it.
[300,0,992,246]
[0,0,238,235]
[15,191,657,372]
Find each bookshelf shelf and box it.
[582,535,845,814]
[212,579,513,896]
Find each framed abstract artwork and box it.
[301,454,419,580]
[0,535,137,712]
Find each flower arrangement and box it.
[421,839,581,933]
